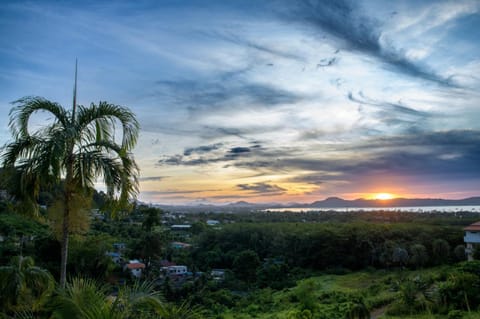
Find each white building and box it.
[206,220,220,226]
[464,221,480,261]
[164,265,188,276]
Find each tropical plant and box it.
[345,298,370,319]
[157,300,203,319]
[52,277,164,319]
[1,71,139,287]
[0,255,54,314]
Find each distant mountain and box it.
[227,201,257,207]
[308,196,480,208]
[226,201,283,208]
[148,196,480,211]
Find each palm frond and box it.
[74,140,139,207]
[52,277,109,319]
[75,102,139,150]
[9,96,69,139]
[114,280,164,317]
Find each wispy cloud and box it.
[139,176,168,182]
[278,0,461,86]
[1,0,479,204]
[237,182,286,195]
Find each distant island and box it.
[307,196,480,208]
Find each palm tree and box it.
[1,65,139,287]
[52,277,164,319]
[0,255,54,313]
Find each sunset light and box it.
[1,1,479,205]
[373,193,395,200]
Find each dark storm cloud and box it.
[279,0,454,86]
[237,182,286,194]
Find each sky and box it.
[0,0,479,205]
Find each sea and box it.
[264,205,480,213]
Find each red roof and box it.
[160,260,176,267]
[127,263,145,269]
[464,221,480,231]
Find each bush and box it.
[447,309,464,319]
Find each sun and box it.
[374,193,394,200]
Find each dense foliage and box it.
[1,193,480,318]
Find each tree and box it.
[0,256,54,314]
[232,250,261,283]
[409,244,429,269]
[141,207,162,232]
[1,70,139,287]
[432,239,451,265]
[454,245,466,262]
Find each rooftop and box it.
[126,263,145,269]
[464,221,480,232]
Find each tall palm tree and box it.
[1,65,139,287]
[0,255,54,313]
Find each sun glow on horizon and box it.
[373,193,395,200]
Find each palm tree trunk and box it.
[60,151,74,288]
[60,204,70,287]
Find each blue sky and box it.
[1,0,479,204]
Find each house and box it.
[113,242,127,252]
[125,260,145,278]
[171,224,192,240]
[464,221,480,261]
[171,241,192,249]
[160,260,176,267]
[211,269,226,281]
[106,252,122,264]
[171,224,192,231]
[163,265,188,276]
[206,220,220,226]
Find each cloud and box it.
[142,189,219,195]
[157,144,257,166]
[348,91,433,129]
[139,176,168,182]
[237,182,286,194]
[184,143,223,156]
[153,77,302,115]
[207,31,306,62]
[279,0,456,86]
[227,146,251,156]
[232,130,480,183]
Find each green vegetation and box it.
[1,95,139,287]
[1,195,480,317]
[1,95,480,318]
